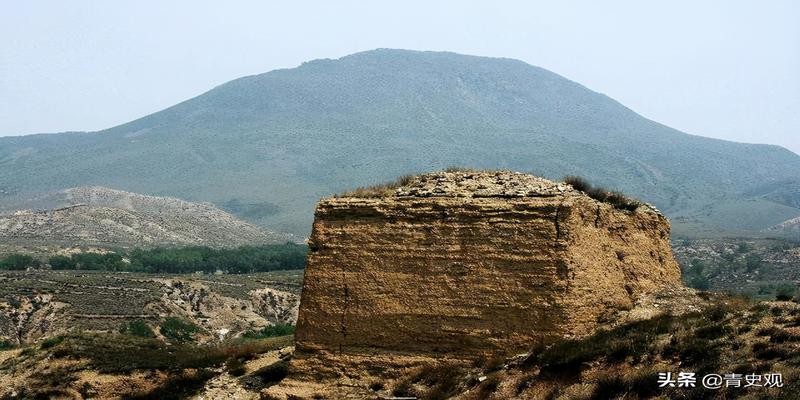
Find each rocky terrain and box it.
[0,270,302,345]
[4,289,800,399]
[0,186,291,252]
[673,238,800,298]
[768,216,800,237]
[1,172,799,399]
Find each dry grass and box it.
[384,297,800,399]
[337,174,416,198]
[564,175,642,211]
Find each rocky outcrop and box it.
[0,186,291,249]
[768,216,800,235]
[251,288,300,326]
[0,272,301,345]
[294,171,682,361]
[0,294,70,344]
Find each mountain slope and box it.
[1,49,798,236]
[0,186,289,249]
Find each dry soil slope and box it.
[0,186,290,249]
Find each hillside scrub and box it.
[387,297,800,399]
[44,243,307,274]
[2,332,293,374]
[564,175,641,211]
[0,331,293,399]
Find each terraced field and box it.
[673,238,800,299]
[0,270,303,344]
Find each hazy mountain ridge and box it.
[1,49,798,236]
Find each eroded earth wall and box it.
[295,179,681,360]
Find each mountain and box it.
[1,49,798,237]
[0,186,290,249]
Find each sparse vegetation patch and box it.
[564,175,641,211]
[243,323,295,339]
[382,298,800,399]
[338,174,415,198]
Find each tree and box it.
[775,284,797,301]
[745,254,762,272]
[684,259,710,290]
[124,320,156,338]
[159,318,199,343]
[49,255,76,270]
[0,254,39,270]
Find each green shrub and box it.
[37,244,307,274]
[776,284,797,301]
[564,175,591,192]
[684,259,711,290]
[243,324,295,339]
[564,175,641,211]
[605,192,640,211]
[125,320,156,338]
[745,254,763,272]
[737,243,752,253]
[48,255,77,270]
[43,333,286,374]
[71,252,126,271]
[0,340,13,350]
[40,336,64,349]
[0,253,40,270]
[160,318,200,343]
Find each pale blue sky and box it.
[1,1,798,153]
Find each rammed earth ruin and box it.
[293,171,682,361]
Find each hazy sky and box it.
[1,1,798,153]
